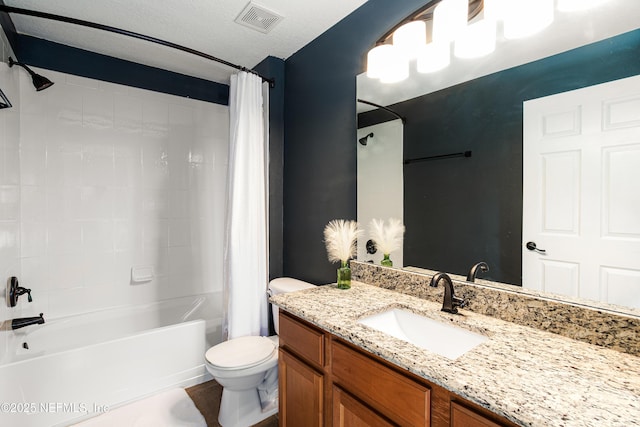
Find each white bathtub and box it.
[0,293,222,427]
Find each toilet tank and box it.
[268,278,315,334]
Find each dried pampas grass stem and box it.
[369,218,405,255]
[324,219,361,264]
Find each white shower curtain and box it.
[223,71,269,340]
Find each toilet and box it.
[205,277,315,427]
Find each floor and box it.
[186,380,278,427]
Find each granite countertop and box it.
[270,281,640,427]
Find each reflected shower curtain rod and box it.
[357,98,406,123]
[0,5,276,88]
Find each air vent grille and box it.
[235,2,283,34]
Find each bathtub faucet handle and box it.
[16,285,32,302]
[7,277,34,307]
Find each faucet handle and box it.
[453,295,467,308]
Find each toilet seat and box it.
[205,336,276,370]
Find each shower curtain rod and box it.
[0,5,276,88]
[357,98,406,124]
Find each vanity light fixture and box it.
[8,57,54,91]
[366,0,605,83]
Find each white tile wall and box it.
[0,32,22,362]
[1,64,228,321]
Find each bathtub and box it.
[0,293,222,427]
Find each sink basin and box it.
[358,308,488,360]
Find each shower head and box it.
[359,132,374,146]
[8,57,54,91]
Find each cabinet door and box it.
[333,386,394,427]
[332,340,430,426]
[451,402,504,427]
[279,349,323,427]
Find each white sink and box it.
[358,308,488,360]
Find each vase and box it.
[381,254,393,267]
[337,260,351,289]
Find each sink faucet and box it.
[429,273,466,314]
[466,262,489,282]
[11,313,45,330]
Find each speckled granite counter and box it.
[270,281,640,427]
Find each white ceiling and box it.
[357,0,640,112]
[5,0,368,84]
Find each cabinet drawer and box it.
[333,385,394,427]
[451,402,505,427]
[279,311,325,367]
[332,340,430,426]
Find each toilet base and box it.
[218,388,278,427]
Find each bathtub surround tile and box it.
[47,221,82,254]
[3,146,20,185]
[169,189,189,218]
[66,74,101,89]
[0,185,20,221]
[82,151,115,188]
[47,253,84,290]
[114,155,142,188]
[168,219,191,247]
[46,186,82,222]
[81,220,115,253]
[80,186,114,220]
[142,218,169,249]
[6,68,228,320]
[20,221,46,258]
[46,148,82,188]
[113,220,142,252]
[19,146,47,187]
[0,222,20,258]
[351,261,640,356]
[81,252,116,288]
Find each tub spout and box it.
[11,313,45,330]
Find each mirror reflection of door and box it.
[357,120,404,266]
[523,74,640,309]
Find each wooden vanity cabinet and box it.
[278,311,518,427]
[278,311,326,426]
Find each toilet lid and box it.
[206,336,276,370]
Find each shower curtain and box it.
[223,71,269,340]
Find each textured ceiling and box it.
[5,0,368,84]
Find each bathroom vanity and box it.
[271,281,640,427]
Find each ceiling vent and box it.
[235,2,283,34]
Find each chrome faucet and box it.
[466,262,489,282]
[429,272,466,314]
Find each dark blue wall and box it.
[284,2,640,285]
[254,56,286,280]
[283,0,427,284]
[15,35,229,105]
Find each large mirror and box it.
[356,0,640,311]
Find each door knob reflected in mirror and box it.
[526,241,546,254]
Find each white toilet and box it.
[205,277,315,427]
